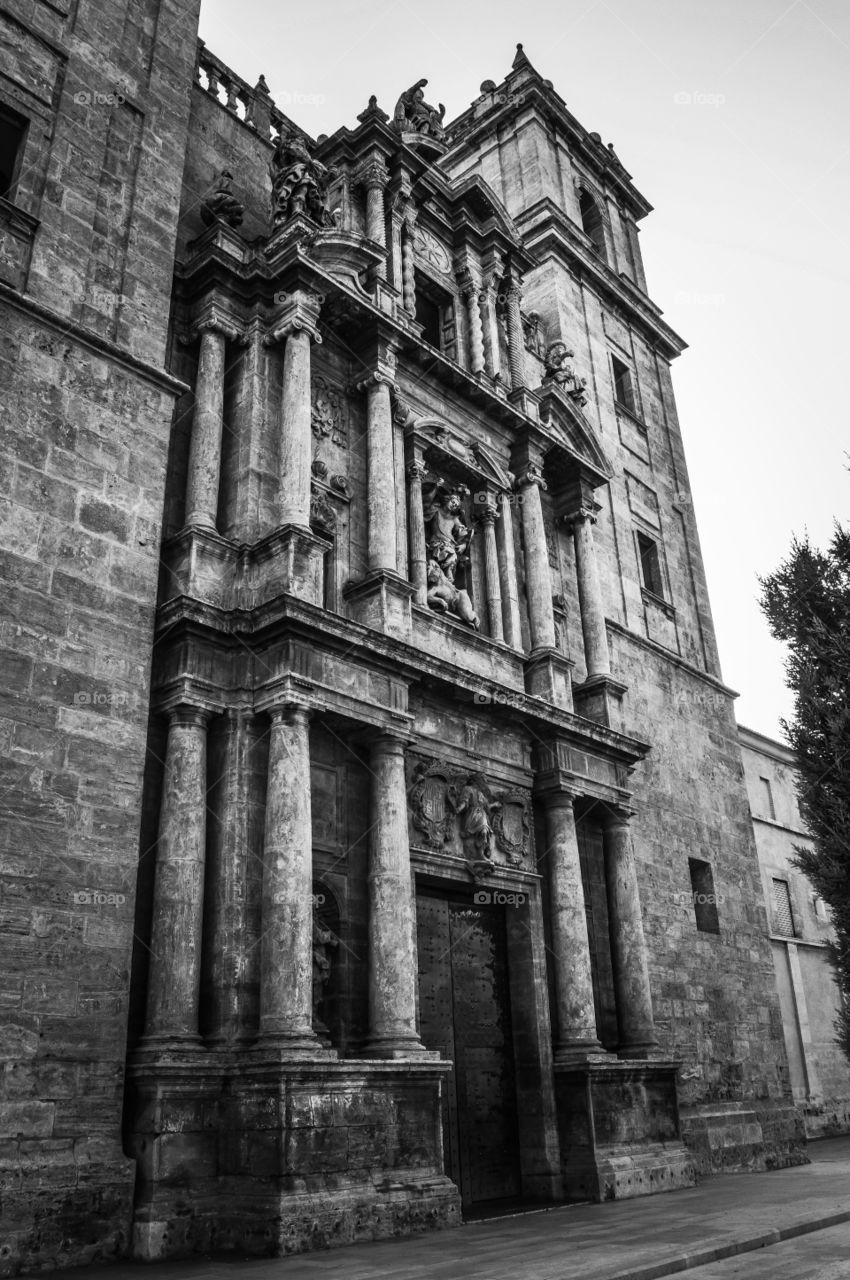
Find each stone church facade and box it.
[0,1,805,1272]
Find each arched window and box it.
[578,188,607,259]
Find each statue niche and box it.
[423,480,479,630]
[270,130,337,229]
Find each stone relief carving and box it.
[543,340,589,407]
[393,79,446,141]
[311,376,348,445]
[412,224,451,275]
[491,791,531,866]
[310,487,337,534]
[200,169,244,228]
[408,759,532,875]
[522,309,546,357]
[270,130,337,228]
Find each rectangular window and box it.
[611,354,635,411]
[771,878,796,936]
[688,858,720,933]
[414,272,454,353]
[0,104,27,199]
[637,531,664,597]
[759,776,776,820]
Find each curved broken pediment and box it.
[408,416,512,491]
[537,385,613,489]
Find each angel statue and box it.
[422,483,472,585]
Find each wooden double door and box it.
[416,890,522,1208]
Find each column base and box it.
[573,673,628,729]
[525,648,574,709]
[360,1040,441,1061]
[553,1041,612,1065]
[618,1041,663,1060]
[343,569,415,639]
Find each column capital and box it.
[266,289,323,346]
[473,500,499,525]
[536,787,579,812]
[370,729,410,756]
[604,804,637,830]
[515,461,547,491]
[165,703,213,729]
[563,501,601,532]
[181,306,248,347]
[352,369,396,396]
[355,156,390,191]
[267,702,312,726]
[407,457,428,482]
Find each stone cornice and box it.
[154,593,650,766]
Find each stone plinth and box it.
[679,1100,808,1178]
[126,1052,460,1261]
[554,1059,695,1202]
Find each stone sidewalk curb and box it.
[602,1208,850,1280]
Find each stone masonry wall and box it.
[0,0,201,1272]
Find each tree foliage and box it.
[760,526,850,1061]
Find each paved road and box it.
[682,1221,850,1279]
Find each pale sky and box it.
[198,0,849,740]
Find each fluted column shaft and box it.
[571,510,611,677]
[496,491,523,648]
[518,468,557,650]
[362,374,398,572]
[258,705,318,1047]
[505,281,525,389]
[479,284,501,380]
[365,735,426,1055]
[542,793,605,1058]
[144,706,210,1042]
[477,505,504,640]
[185,326,226,531]
[278,323,319,528]
[407,459,428,605]
[603,813,658,1056]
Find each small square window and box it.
[0,104,27,199]
[611,354,634,411]
[688,857,720,933]
[637,531,664,597]
[771,878,797,936]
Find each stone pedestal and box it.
[343,570,415,640]
[126,1054,460,1261]
[555,1059,694,1202]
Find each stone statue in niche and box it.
[312,915,338,1041]
[200,169,244,228]
[393,79,446,141]
[426,560,479,630]
[270,130,337,228]
[543,340,589,407]
[452,772,501,880]
[423,483,472,584]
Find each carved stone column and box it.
[185,323,226,531]
[358,372,398,573]
[496,490,523,648]
[505,276,525,390]
[476,499,504,641]
[365,734,429,1057]
[568,506,611,678]
[463,275,486,375]
[517,463,557,651]
[358,157,389,277]
[269,296,322,528]
[407,457,428,605]
[603,809,658,1057]
[258,705,320,1049]
[479,278,502,382]
[143,705,211,1044]
[401,213,417,315]
[540,792,606,1060]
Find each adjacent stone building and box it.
[0,4,806,1272]
[739,725,850,1139]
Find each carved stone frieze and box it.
[311,375,348,446]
